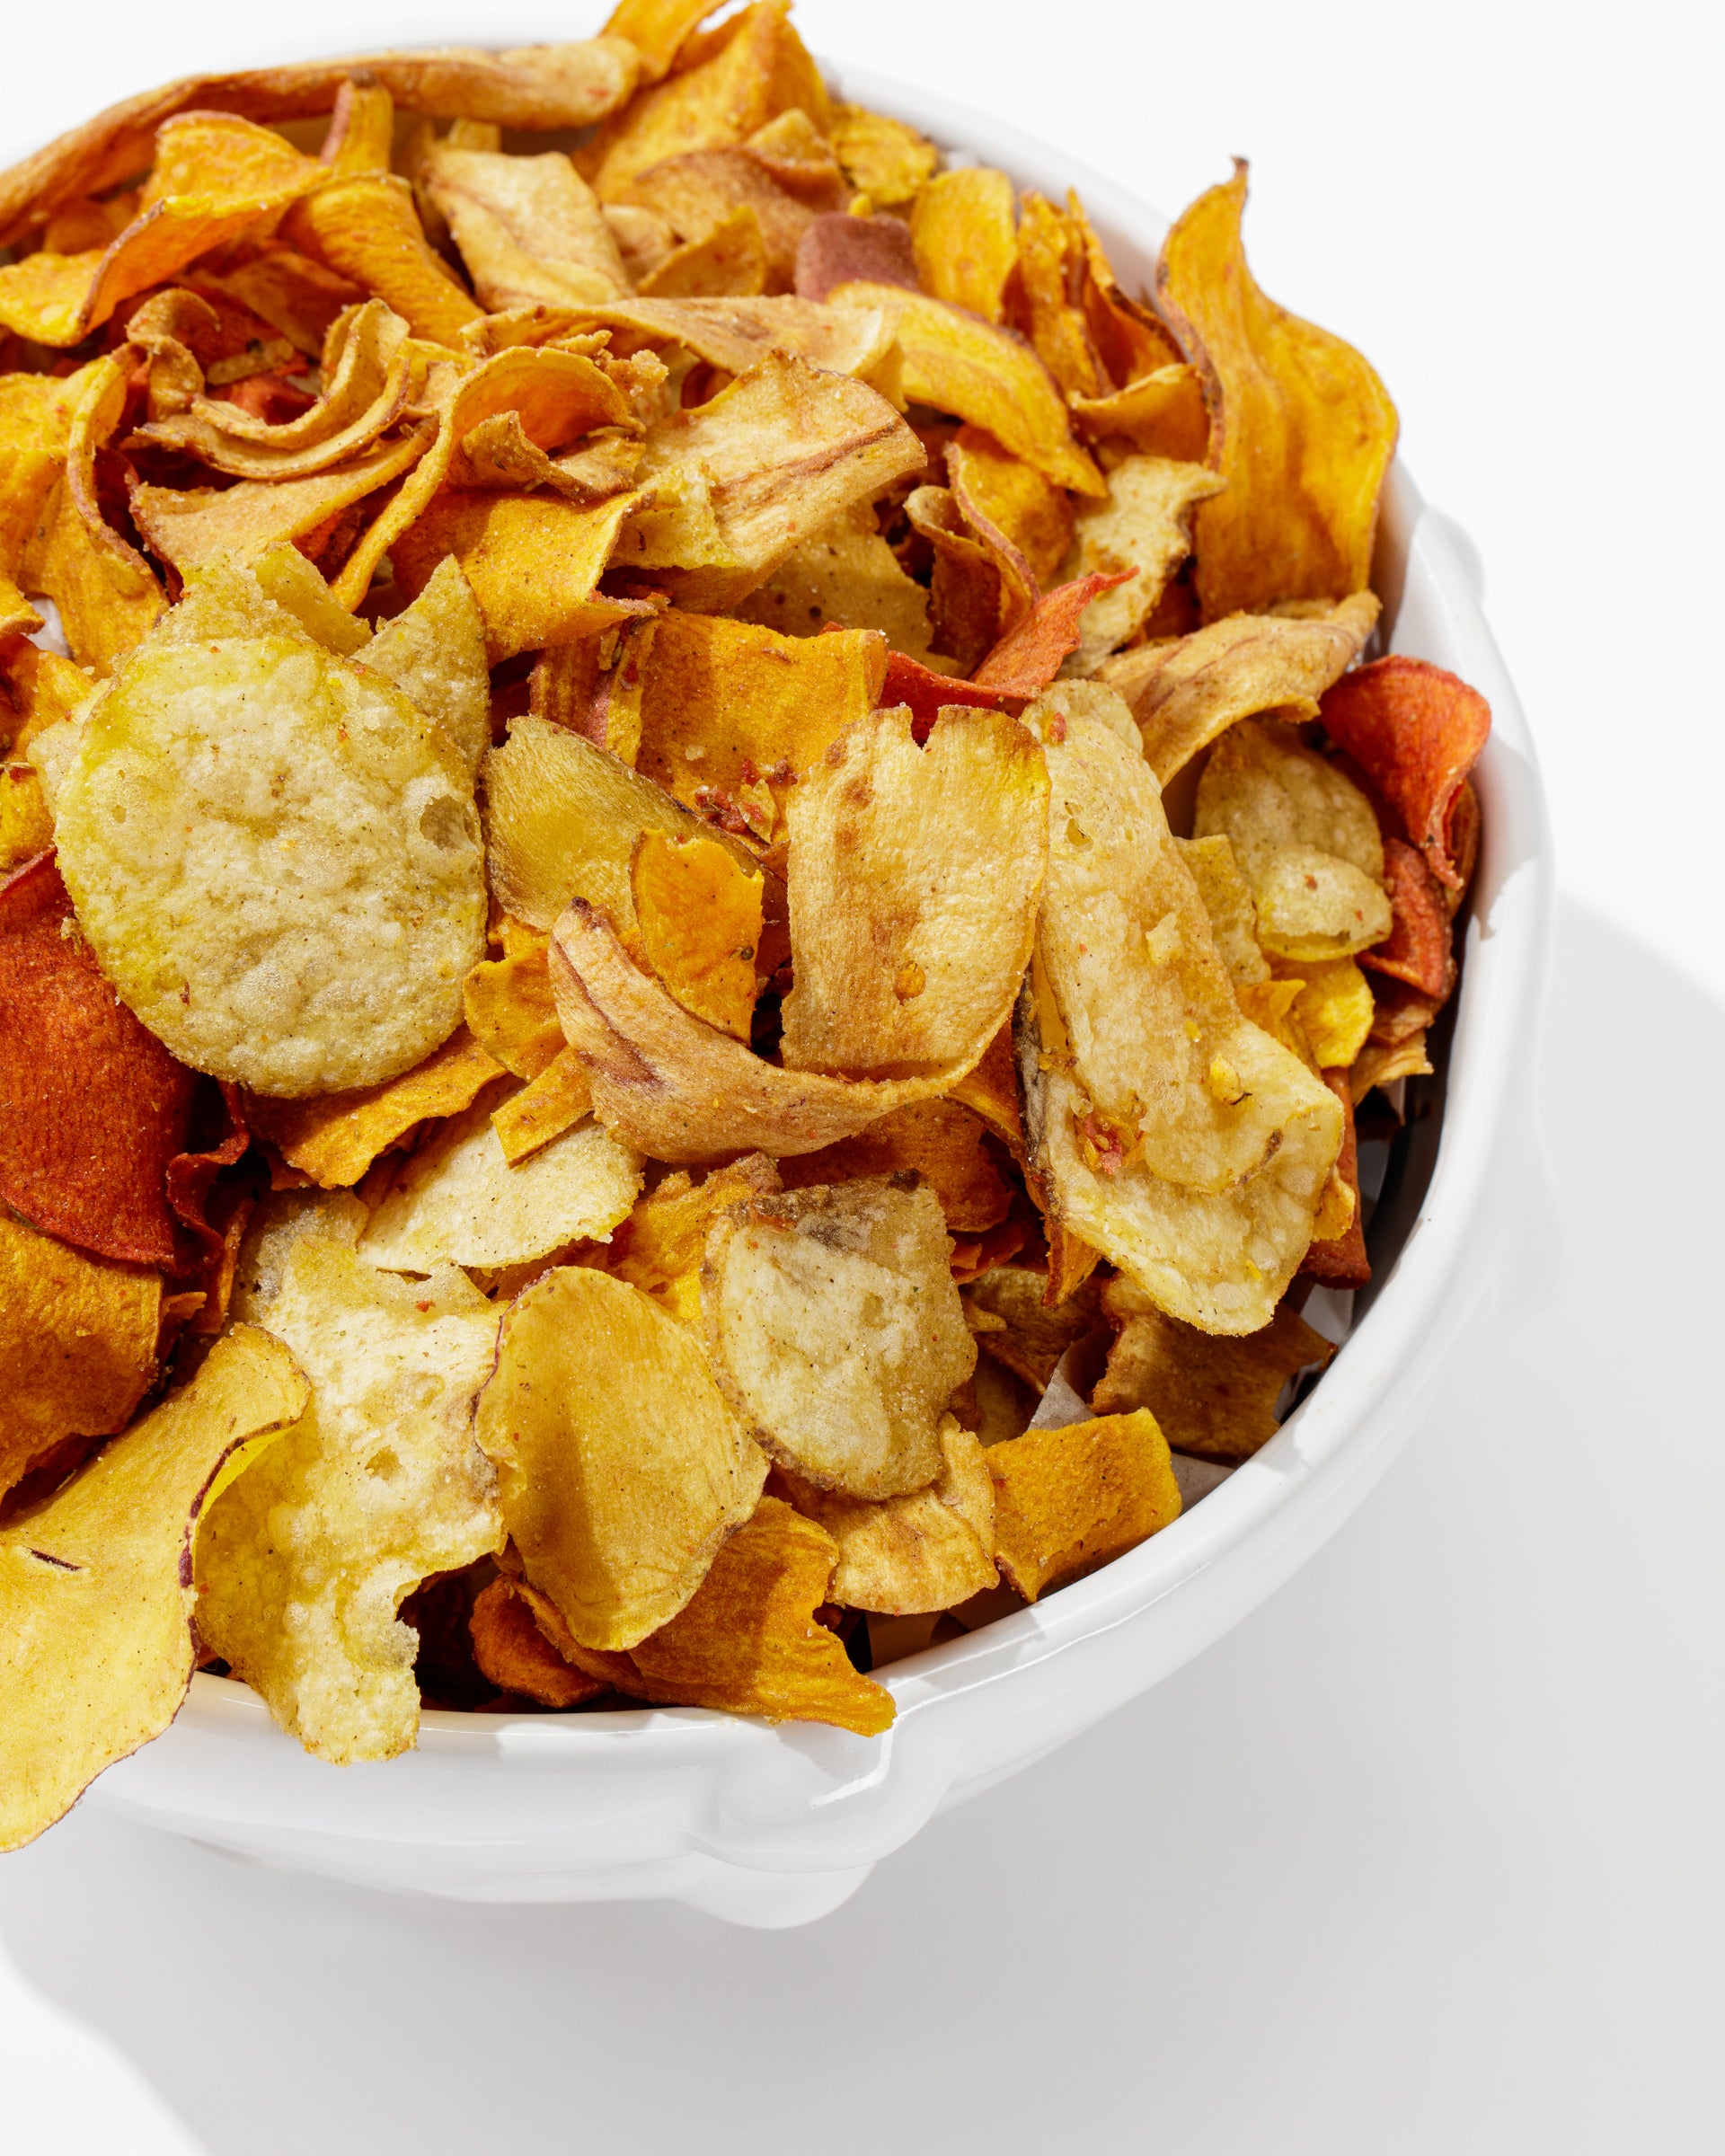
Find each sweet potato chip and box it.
[464,936,564,1080]
[795,211,919,302]
[475,1265,765,1650]
[422,145,630,312]
[909,167,1017,325]
[624,144,845,293]
[1318,654,1492,892]
[197,1222,503,1763]
[193,242,364,358]
[1068,364,1210,464]
[780,703,1048,1079]
[244,1026,502,1189]
[285,172,482,347]
[1156,163,1398,620]
[468,1577,609,1705]
[829,280,1105,496]
[905,482,1027,670]
[734,496,940,658]
[703,1178,974,1498]
[778,1415,995,1613]
[640,202,769,296]
[0,853,197,1267]
[0,1211,161,1503]
[779,1100,1011,1233]
[632,829,764,1039]
[605,0,731,84]
[962,1265,1102,1393]
[1092,1276,1334,1459]
[987,1409,1181,1601]
[603,1153,779,1322]
[56,629,487,1097]
[1011,191,1108,400]
[1059,455,1225,671]
[970,570,1136,696]
[1359,835,1455,1000]
[876,651,1007,737]
[826,104,939,208]
[491,1047,597,1165]
[946,424,1075,594]
[0,1324,306,1851]
[1101,591,1379,784]
[1193,717,1392,961]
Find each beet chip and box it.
[969,570,1135,696]
[1319,655,1491,891]
[879,649,1008,740]
[1362,835,1455,1002]
[0,854,197,1266]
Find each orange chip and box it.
[244,1026,503,1189]
[603,1153,780,1322]
[1068,192,1185,390]
[947,424,1075,593]
[1068,365,1210,464]
[638,202,769,296]
[604,0,731,84]
[905,483,1029,671]
[463,936,564,1080]
[469,1577,610,1706]
[779,1099,1012,1233]
[969,570,1135,696]
[1318,655,1492,893]
[1010,191,1108,400]
[909,166,1017,325]
[878,651,1010,740]
[1360,835,1455,1001]
[631,829,764,1040]
[490,1046,596,1165]
[987,1410,1181,1602]
[285,172,483,347]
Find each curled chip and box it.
[491,1047,597,1165]
[468,1578,610,1707]
[360,1098,641,1274]
[0,1324,306,1852]
[55,629,487,1096]
[970,571,1136,697]
[1194,717,1392,961]
[1058,455,1225,671]
[605,1153,780,1323]
[1274,955,1376,1070]
[624,144,846,295]
[631,829,764,1039]
[196,1224,504,1764]
[947,424,1075,594]
[778,1416,996,1613]
[909,167,1018,323]
[475,1266,766,1651]
[1093,1276,1335,1458]
[987,1409,1182,1602]
[1317,654,1492,892]
[703,1178,976,1499]
[1362,837,1455,1001]
[245,1026,503,1190]
[779,1100,1012,1234]
[1156,162,1398,621]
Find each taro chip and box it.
[631,829,764,1039]
[468,1578,609,1706]
[778,1100,1011,1234]
[0,1324,307,1851]
[196,1225,504,1763]
[604,1153,780,1323]
[1093,1276,1335,1459]
[421,145,630,311]
[55,628,488,1097]
[909,167,1018,324]
[1317,654,1492,892]
[702,1178,976,1499]
[986,1409,1181,1602]
[1156,163,1398,621]
[779,704,1048,1080]
[969,571,1136,696]
[360,1097,641,1274]
[244,1026,503,1189]
[475,1266,766,1650]
[1058,455,1225,672]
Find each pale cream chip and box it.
[360,557,491,782]
[1059,455,1225,673]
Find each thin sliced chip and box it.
[877,651,1009,737]
[624,144,846,293]
[734,496,940,658]
[1092,1276,1334,1459]
[0,1210,161,1502]
[778,1415,995,1613]
[422,145,630,312]
[1058,455,1225,671]
[361,1097,641,1273]
[1177,832,1270,987]
[1350,1029,1433,1103]
[640,202,769,296]
[1302,1070,1370,1286]
[1011,191,1108,399]
[196,1232,503,1763]
[56,630,487,1097]
[1069,363,1210,464]
[909,167,1018,325]
[476,1265,765,1650]
[987,1409,1181,1601]
[468,1578,610,1705]
[285,172,482,347]
[1067,191,1182,389]
[1318,655,1492,891]
[491,1047,597,1164]
[780,704,1048,1079]
[250,541,372,655]
[1156,163,1398,620]
[604,1153,780,1322]
[31,355,165,672]
[949,1018,1025,1157]
[194,242,365,358]
[464,935,563,1079]
[905,482,1024,669]
[947,424,1075,593]
[703,1178,974,1498]
[779,1100,1011,1233]
[794,210,920,302]
[550,293,895,383]
[826,104,939,208]
[0,1324,306,1851]
[1360,836,1455,1001]
[360,556,491,780]
[962,1266,1102,1393]
[244,1026,502,1189]
[970,570,1136,696]
[632,829,764,1039]
[1273,955,1375,1069]
[604,0,731,84]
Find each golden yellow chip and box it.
[245,1027,504,1189]
[491,1047,597,1165]
[0,1324,307,1851]
[734,496,941,659]
[1059,455,1225,671]
[987,1409,1181,1602]
[360,556,491,781]
[285,172,482,347]
[250,541,373,657]
[1272,955,1375,1070]
[422,144,630,311]
[620,143,845,294]
[638,202,769,296]
[1176,833,1270,988]
[632,829,764,1039]
[464,934,564,1079]
[779,1100,1011,1234]
[1068,363,1210,464]
[604,0,730,84]
[946,424,1075,594]
[545,293,896,383]
[825,103,938,208]
[1012,190,1108,399]
[962,1265,1102,1393]
[602,1154,779,1322]
[909,167,1017,324]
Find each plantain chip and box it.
[632,829,764,1039]
[909,166,1018,324]
[422,144,630,312]
[245,1027,503,1189]
[0,1324,306,1851]
[987,1409,1181,1602]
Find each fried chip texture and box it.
[779,1415,995,1613]
[641,202,769,296]
[361,556,491,782]
[947,424,1075,594]
[285,173,483,346]
[962,1265,1102,1393]
[56,632,487,1096]
[1155,163,1398,621]
[0,1211,161,1502]
[0,1324,306,1851]
[475,1266,765,1650]
[734,496,940,658]
[909,166,1017,324]
[604,1153,779,1322]
[360,1097,641,1273]
[780,704,1048,1081]
[1361,837,1455,1001]
[987,1409,1181,1602]
[1092,1276,1334,1458]
[826,103,939,208]
[196,1230,503,1764]
[970,572,1135,697]
[703,1178,975,1498]
[422,144,630,311]
[779,1100,1011,1234]
[468,1577,609,1706]
[1317,655,1492,892]
[463,934,563,1080]
[1059,455,1225,672]
[632,829,764,1038]
[245,1028,503,1189]
[605,0,730,84]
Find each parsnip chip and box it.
[0,1324,306,1851]
[196,1228,503,1763]
[632,349,924,609]
[909,166,1018,324]
[1058,455,1225,671]
[1093,1275,1333,1457]
[962,1266,1102,1393]
[360,556,491,781]
[475,1266,765,1650]
[245,1027,502,1189]
[970,570,1135,697]
[1101,591,1379,784]
[826,104,939,208]
[640,202,769,296]
[828,280,1105,496]
[491,1047,597,1165]
[1193,717,1392,961]
[987,1409,1181,1602]
[605,1153,780,1322]
[778,1415,995,1613]
[1156,163,1398,620]
[0,1211,161,1502]
[632,830,764,1039]
[703,1178,975,1498]
[422,144,630,311]
[468,1578,609,1706]
[780,703,1048,1079]
[780,1100,1011,1234]
[55,631,487,1097]
[735,496,940,658]
[947,424,1075,593]
[361,1097,641,1273]
[285,172,483,346]
[1318,654,1492,892]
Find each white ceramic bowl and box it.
[82,63,1555,1927]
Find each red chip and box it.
[1319,655,1491,891]
[969,570,1136,697]
[1360,835,1455,1001]
[879,650,1011,741]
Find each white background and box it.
[2,5,1721,2150]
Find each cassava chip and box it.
[1058,455,1225,672]
[1318,654,1492,892]
[244,1027,502,1189]
[475,1265,765,1650]
[55,631,487,1096]
[632,829,764,1038]
[0,1324,306,1851]
[987,1409,1181,1602]
[703,1178,975,1498]
[195,1225,503,1763]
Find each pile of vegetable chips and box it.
[0,0,1492,1848]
